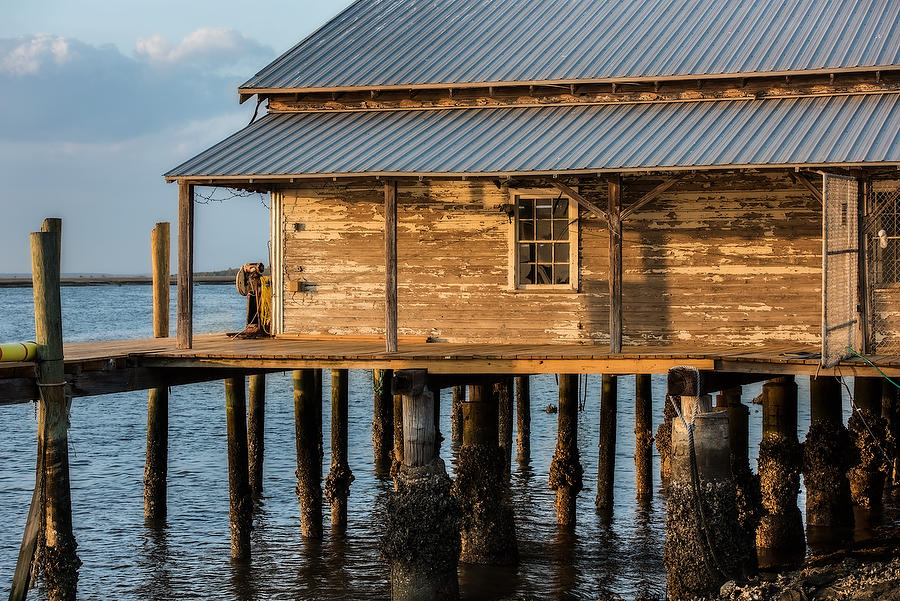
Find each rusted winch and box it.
[235,262,270,338]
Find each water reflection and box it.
[136,525,172,601]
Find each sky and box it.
[0,0,354,274]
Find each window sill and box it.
[509,285,579,294]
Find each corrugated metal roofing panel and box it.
[240,0,900,91]
[165,93,900,178]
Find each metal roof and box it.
[240,0,900,93]
[165,93,900,180]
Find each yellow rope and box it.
[259,276,272,334]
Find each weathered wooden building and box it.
[167,0,900,366]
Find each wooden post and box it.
[144,222,169,523]
[850,376,890,509]
[854,376,882,414]
[392,391,404,484]
[177,181,194,349]
[450,385,464,445]
[293,370,322,539]
[608,175,623,354]
[550,374,582,527]
[596,374,617,510]
[634,373,653,503]
[454,383,517,564]
[384,181,398,353]
[372,369,394,474]
[325,369,353,532]
[247,374,266,498]
[496,378,513,476]
[225,376,252,560]
[515,376,531,464]
[32,227,80,600]
[810,376,842,426]
[434,387,442,454]
[385,370,460,600]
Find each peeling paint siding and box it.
[282,172,822,346]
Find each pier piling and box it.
[381,370,461,601]
[372,369,394,474]
[849,377,893,509]
[664,384,747,600]
[225,376,253,560]
[596,374,617,511]
[453,383,517,564]
[293,369,323,539]
[515,376,530,464]
[550,374,583,528]
[392,391,404,486]
[634,374,653,503]
[144,222,170,523]
[497,378,513,476]
[804,376,853,542]
[325,369,353,532]
[247,374,265,499]
[756,376,805,568]
[450,386,464,446]
[656,395,676,485]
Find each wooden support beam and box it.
[667,367,778,397]
[794,173,824,205]
[620,175,685,221]
[396,369,436,467]
[515,376,530,464]
[177,182,194,349]
[325,369,352,532]
[596,374,617,510]
[31,227,79,600]
[384,181,398,353]
[293,369,323,539]
[225,376,252,560]
[608,175,623,354]
[247,373,265,498]
[550,181,608,225]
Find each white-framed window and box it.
[508,189,579,291]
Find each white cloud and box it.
[0,33,71,75]
[135,28,270,70]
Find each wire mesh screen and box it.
[822,174,859,367]
[867,182,900,356]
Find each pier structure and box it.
[8,1,900,599]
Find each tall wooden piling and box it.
[247,374,266,498]
[17,225,81,601]
[293,369,323,539]
[325,369,353,532]
[392,392,404,485]
[634,374,653,503]
[225,377,252,560]
[144,223,170,523]
[381,370,460,601]
[450,385,464,446]
[515,376,530,463]
[596,374,617,511]
[884,381,900,488]
[453,383,518,564]
[804,376,853,537]
[176,182,194,349]
[656,396,676,485]
[372,369,394,474]
[757,376,805,568]
[849,376,892,508]
[664,386,747,600]
[496,378,513,475]
[550,374,583,528]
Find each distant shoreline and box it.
[0,276,234,288]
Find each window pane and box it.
[518,198,533,219]
[536,220,552,240]
[554,264,570,284]
[537,243,552,263]
[520,264,536,285]
[554,243,569,262]
[519,220,534,241]
[553,219,569,240]
[518,243,535,262]
[535,200,552,219]
[537,264,552,284]
[553,197,568,218]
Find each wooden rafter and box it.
[620,174,686,220]
[793,172,824,205]
[550,181,608,225]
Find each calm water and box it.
[0,284,866,600]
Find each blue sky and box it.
[0,1,353,274]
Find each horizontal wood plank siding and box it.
[282,172,822,346]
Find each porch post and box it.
[608,174,623,353]
[177,181,194,349]
[385,181,398,353]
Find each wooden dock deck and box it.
[1,334,898,405]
